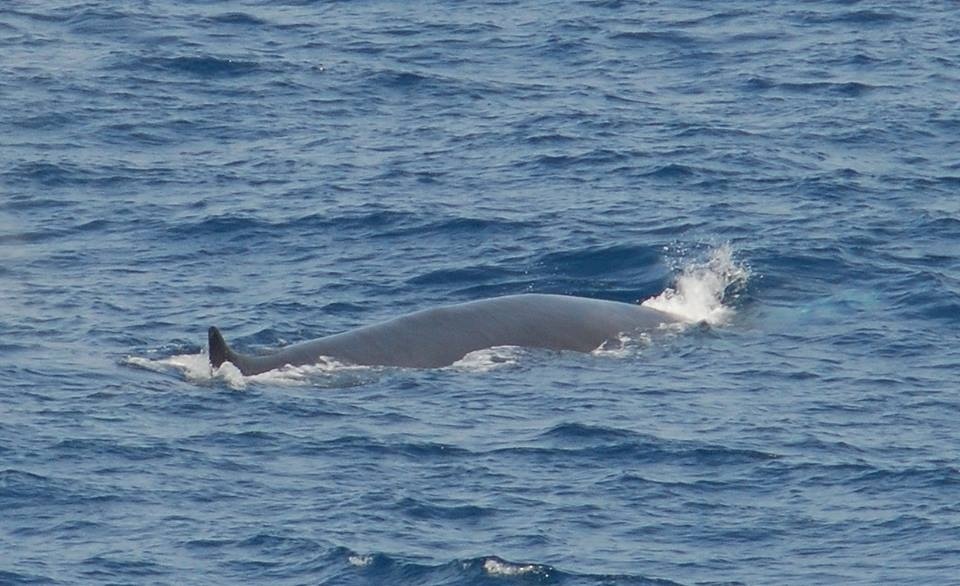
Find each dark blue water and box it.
[3,1,960,584]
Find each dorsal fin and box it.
[208,326,229,369]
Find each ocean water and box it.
[2,0,959,584]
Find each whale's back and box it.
[208,294,680,374]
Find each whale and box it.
[208,293,683,375]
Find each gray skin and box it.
[208,293,682,375]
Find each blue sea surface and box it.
[2,1,960,584]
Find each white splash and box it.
[591,331,649,358]
[246,357,370,387]
[125,353,208,378]
[482,557,543,577]
[450,346,523,372]
[125,353,247,389]
[641,243,749,326]
[347,554,372,567]
[127,350,375,390]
